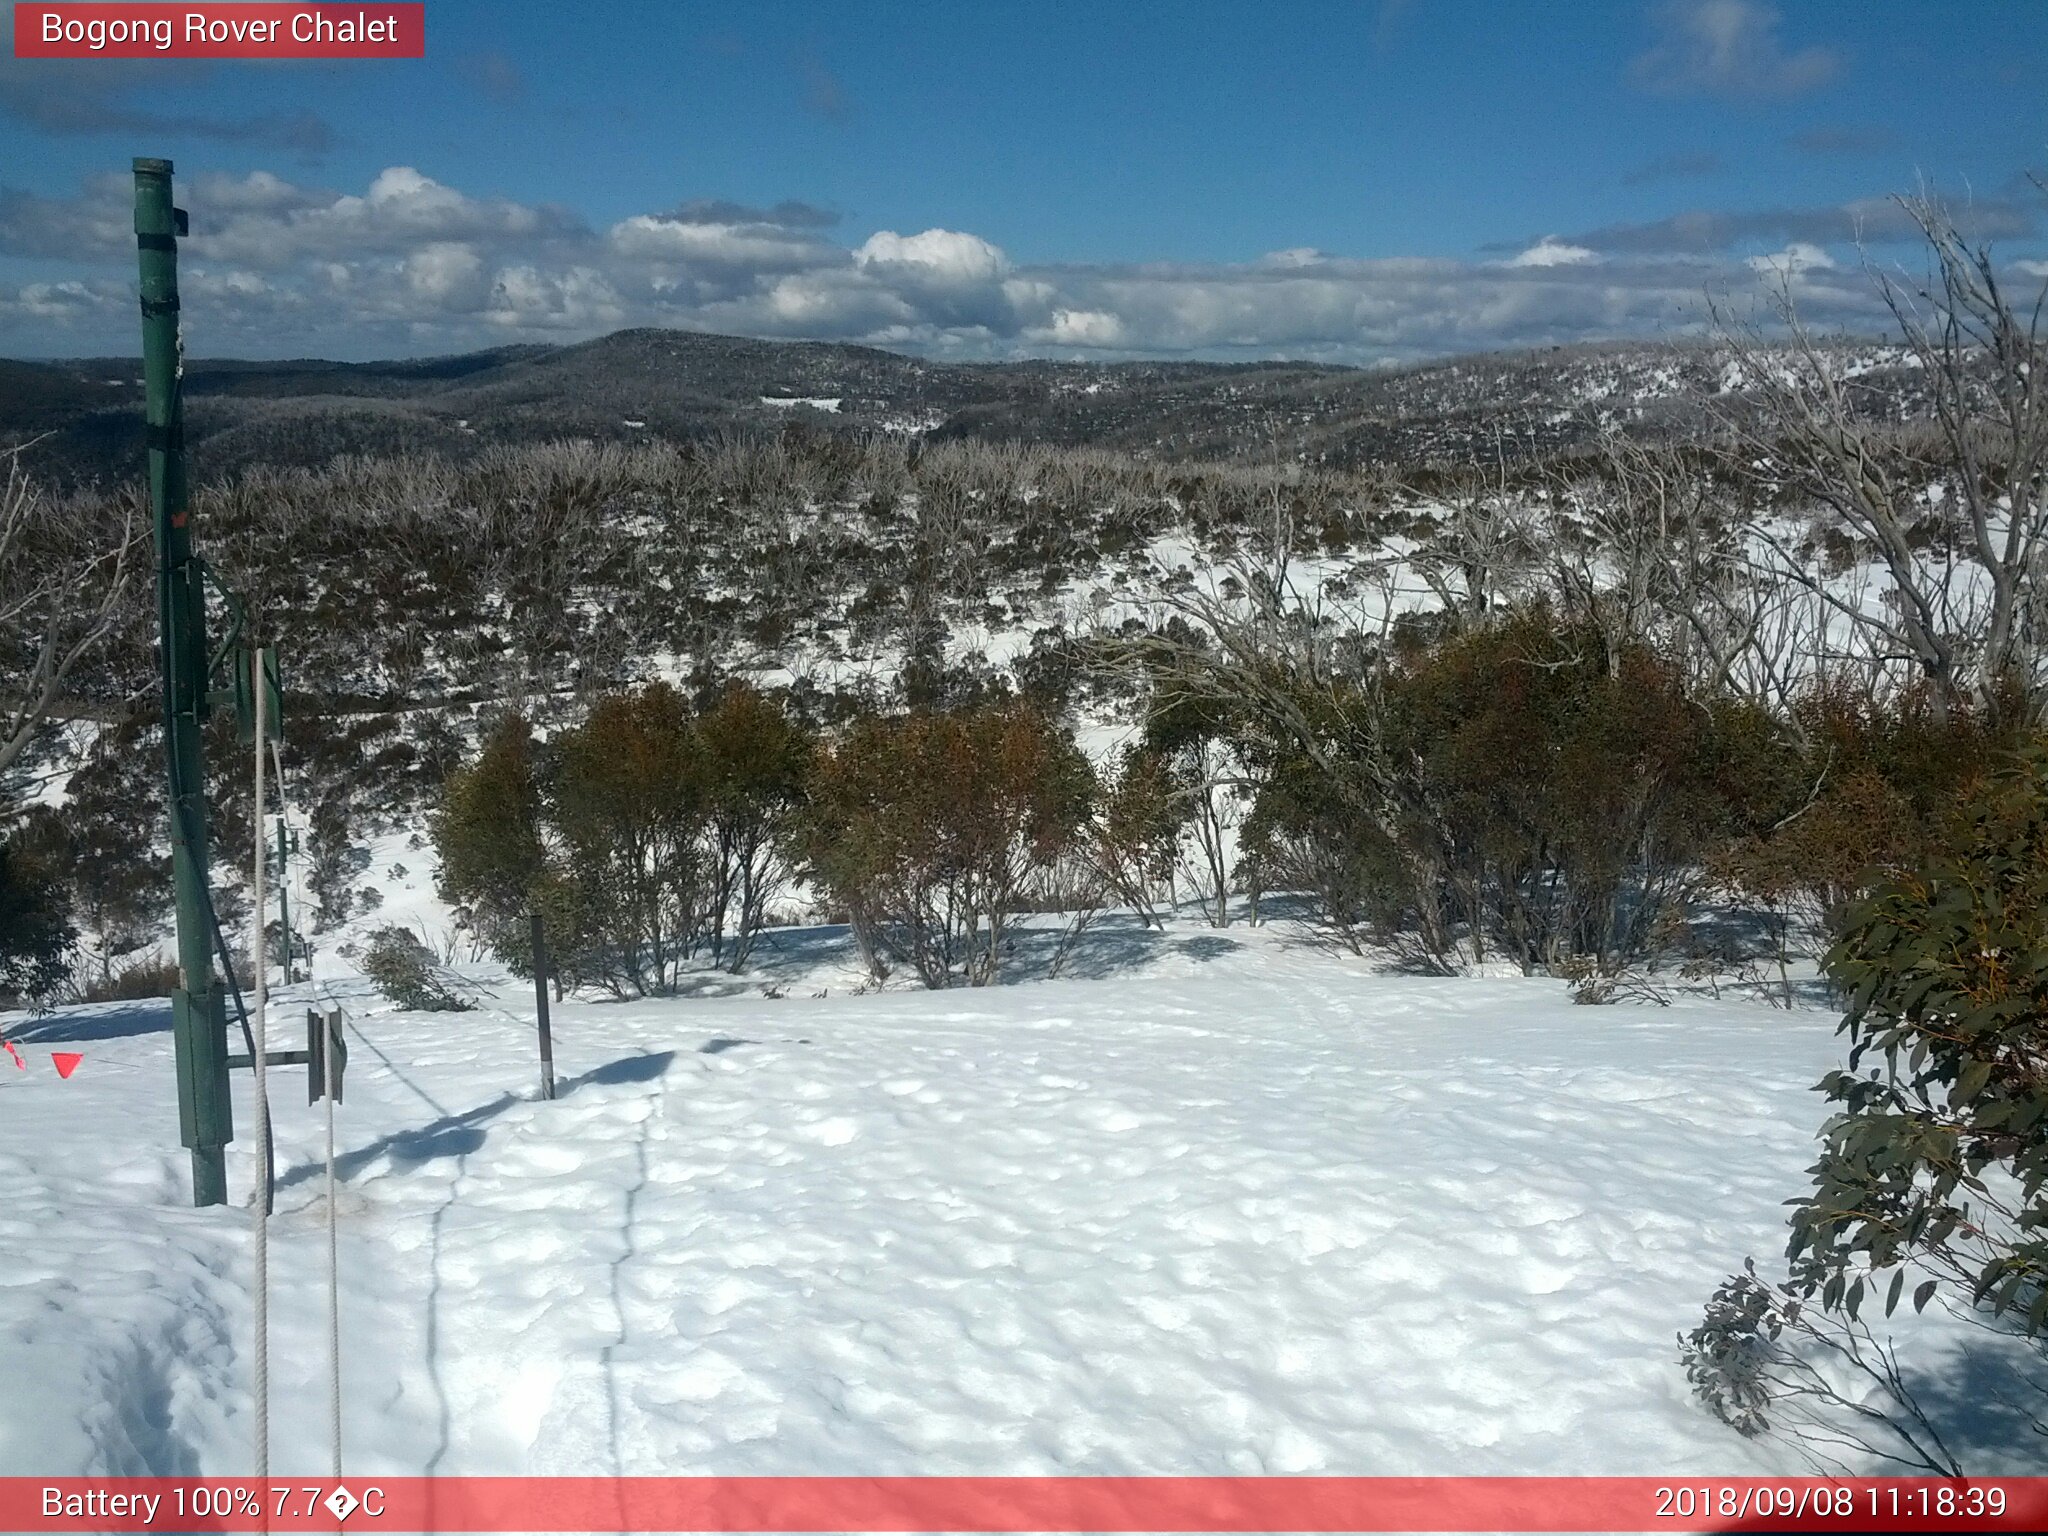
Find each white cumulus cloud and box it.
[1746,241,1836,277]
[856,228,1008,284]
[1032,309,1128,348]
[1507,238,1599,268]
[395,243,488,311]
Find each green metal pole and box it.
[136,157,233,1208]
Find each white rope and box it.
[270,735,342,1479]
[325,1012,342,1478]
[249,647,271,1483]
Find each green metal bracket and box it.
[202,559,245,689]
[171,988,233,1152]
[307,1009,347,1105]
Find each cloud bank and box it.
[0,163,2040,363]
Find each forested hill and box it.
[1,328,1924,486]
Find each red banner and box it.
[4,1477,2047,1533]
[12,4,424,59]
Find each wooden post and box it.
[532,912,556,1100]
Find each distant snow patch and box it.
[878,410,945,435]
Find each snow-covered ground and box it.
[2,915,2040,1479]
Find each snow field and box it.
[3,918,2038,1479]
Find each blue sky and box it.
[2,0,2045,360]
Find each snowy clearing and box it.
[2,917,2039,1478]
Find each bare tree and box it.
[1173,735,1245,929]
[1109,524,1463,963]
[1553,428,1822,727]
[0,447,141,793]
[1884,183,2048,716]
[1717,180,2048,722]
[1409,435,1539,626]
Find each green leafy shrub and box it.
[547,683,707,995]
[806,702,1094,987]
[360,924,471,1012]
[435,685,813,996]
[1242,746,1407,953]
[432,712,549,968]
[1238,607,1796,972]
[1683,746,2048,1471]
[1088,746,1186,929]
[1712,680,2025,951]
[1791,745,2048,1332]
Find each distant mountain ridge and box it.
[1,327,1920,485]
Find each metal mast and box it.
[136,157,234,1207]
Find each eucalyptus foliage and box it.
[1683,748,2048,1469]
[1792,746,2048,1333]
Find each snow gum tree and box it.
[696,682,810,973]
[0,837,72,1006]
[0,446,141,1006]
[431,711,549,969]
[545,683,706,996]
[0,447,142,789]
[1086,746,1185,930]
[805,703,1093,987]
[1143,692,1251,929]
[434,684,812,996]
[11,721,171,992]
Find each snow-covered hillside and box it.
[4,916,2039,1479]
